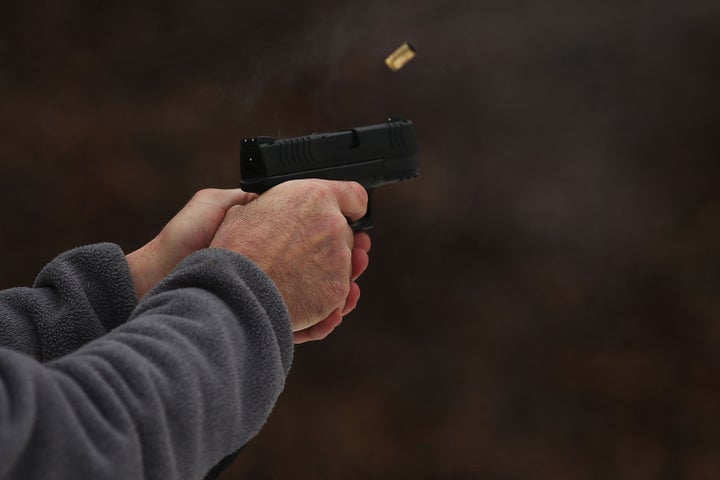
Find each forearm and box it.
[0,243,138,361]
[0,248,293,480]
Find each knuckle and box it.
[280,180,333,205]
[328,275,350,302]
[326,211,349,231]
[310,181,334,202]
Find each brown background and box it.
[2,0,720,478]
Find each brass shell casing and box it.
[385,42,416,71]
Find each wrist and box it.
[126,238,167,299]
[126,247,152,299]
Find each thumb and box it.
[189,188,258,211]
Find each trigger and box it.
[350,215,374,231]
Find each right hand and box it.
[210,180,369,341]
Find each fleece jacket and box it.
[0,243,294,480]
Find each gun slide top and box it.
[239,118,418,194]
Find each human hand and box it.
[292,230,371,343]
[209,179,370,343]
[126,189,257,298]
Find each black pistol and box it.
[239,118,418,230]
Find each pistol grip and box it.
[349,189,375,231]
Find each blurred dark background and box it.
[2,0,720,478]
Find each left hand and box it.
[126,189,257,298]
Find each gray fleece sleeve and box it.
[0,243,139,360]
[0,247,294,480]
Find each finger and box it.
[185,189,257,216]
[342,282,361,315]
[210,189,258,209]
[293,309,344,344]
[230,189,258,207]
[354,231,371,252]
[351,247,369,281]
[326,181,368,222]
